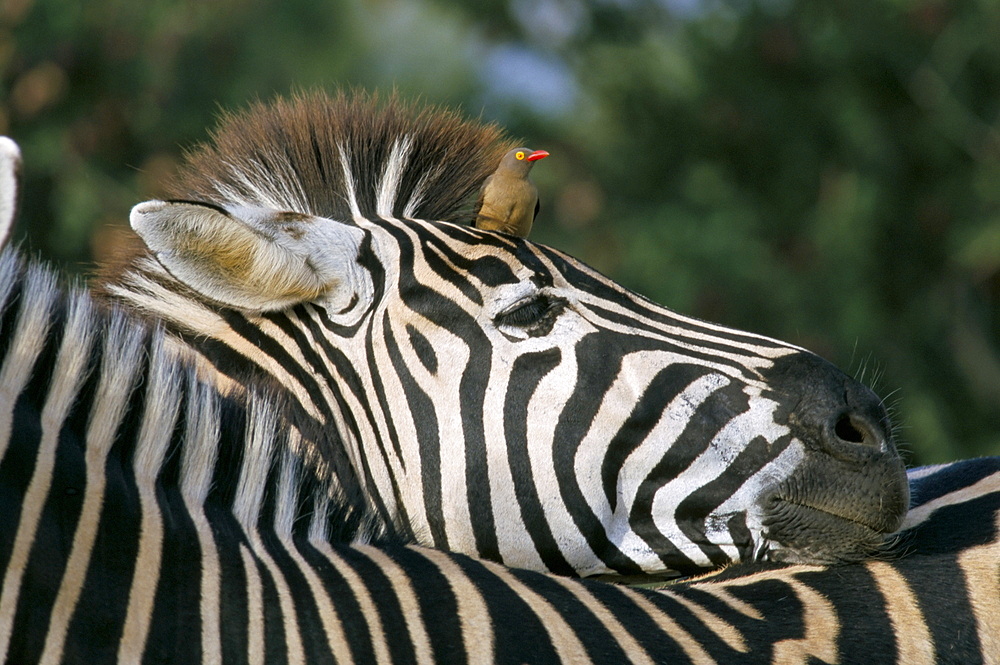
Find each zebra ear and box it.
[130,200,372,313]
[0,137,22,250]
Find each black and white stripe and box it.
[88,93,909,578]
[2,245,996,664]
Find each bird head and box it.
[500,147,549,176]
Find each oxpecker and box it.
[474,147,549,237]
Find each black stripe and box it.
[297,307,405,537]
[405,324,438,374]
[581,583,695,661]
[450,554,561,664]
[0,256,25,360]
[629,378,750,572]
[538,243,790,351]
[389,546,463,661]
[389,223,485,306]
[383,314,447,549]
[600,364,715,513]
[297,544,378,664]
[389,249,504,560]
[506,567,633,661]
[674,434,788,567]
[908,457,1000,510]
[219,309,339,426]
[62,339,148,657]
[581,301,767,382]
[804,565,900,663]
[336,547,420,665]
[503,348,574,576]
[257,553,290,665]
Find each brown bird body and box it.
[474,147,548,237]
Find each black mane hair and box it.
[167,90,518,224]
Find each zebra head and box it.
[97,92,909,578]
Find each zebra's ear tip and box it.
[130,200,229,239]
[1,137,23,248]
[130,200,169,223]
[0,136,21,162]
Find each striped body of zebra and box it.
[2,245,997,665]
[89,92,909,578]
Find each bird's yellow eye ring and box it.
[516,151,525,160]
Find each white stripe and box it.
[39,311,145,665]
[376,137,413,217]
[0,137,21,248]
[0,249,21,313]
[338,144,363,220]
[241,544,266,665]
[311,541,394,665]
[476,558,594,664]
[414,547,494,665]
[550,576,657,665]
[573,369,726,571]
[540,243,804,358]
[180,377,224,665]
[905,463,948,482]
[661,588,749,653]
[0,265,58,462]
[354,544,435,665]
[901,471,1000,531]
[626,587,717,664]
[958,511,1000,663]
[866,560,935,665]
[402,167,440,219]
[235,397,306,664]
[284,485,356,664]
[117,336,183,663]
[0,290,93,658]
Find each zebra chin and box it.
[758,455,911,564]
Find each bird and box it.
[474,147,549,238]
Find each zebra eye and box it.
[495,294,566,329]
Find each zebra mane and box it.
[166,90,518,223]
[0,246,385,546]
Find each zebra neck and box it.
[1,247,385,548]
[96,255,406,539]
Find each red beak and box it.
[526,150,549,162]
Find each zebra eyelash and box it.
[494,294,568,330]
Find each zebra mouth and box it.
[761,496,892,564]
[755,439,909,565]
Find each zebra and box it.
[86,91,911,578]
[1,244,997,664]
[90,93,907,575]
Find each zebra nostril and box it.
[833,413,883,449]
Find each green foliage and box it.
[3,0,998,463]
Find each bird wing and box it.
[473,173,493,221]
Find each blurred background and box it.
[2,0,998,465]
